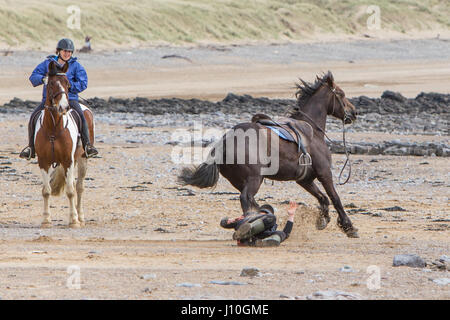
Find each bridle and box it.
[295,83,353,185]
[330,86,352,124]
[48,72,69,107]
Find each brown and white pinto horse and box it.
[34,60,95,228]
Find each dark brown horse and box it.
[34,60,95,228]
[178,72,359,238]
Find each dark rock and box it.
[381,90,407,102]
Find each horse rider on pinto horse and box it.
[20,38,98,160]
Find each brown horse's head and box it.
[46,60,70,115]
[322,72,357,124]
[293,71,357,124]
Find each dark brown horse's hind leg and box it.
[297,180,330,230]
[239,177,263,214]
[317,175,359,238]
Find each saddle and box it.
[32,108,82,138]
[68,109,82,134]
[252,113,311,162]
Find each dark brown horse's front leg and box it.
[317,174,359,238]
[297,180,330,230]
[239,177,263,214]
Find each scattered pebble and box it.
[393,254,427,268]
[176,283,202,288]
[209,280,247,286]
[306,290,362,300]
[140,274,157,280]
[431,278,450,286]
[339,266,354,273]
[31,250,47,254]
[240,267,261,277]
[381,206,407,212]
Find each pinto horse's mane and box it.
[48,60,67,77]
[290,71,334,117]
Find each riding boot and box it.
[80,121,98,158]
[254,234,282,247]
[70,100,98,158]
[20,103,44,160]
[232,219,266,240]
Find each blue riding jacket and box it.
[29,55,88,102]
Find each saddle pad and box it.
[265,125,297,143]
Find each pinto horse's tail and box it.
[50,165,66,196]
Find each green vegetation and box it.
[0,0,448,48]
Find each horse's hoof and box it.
[40,222,52,229]
[79,221,85,227]
[69,222,81,229]
[345,228,359,238]
[315,216,329,230]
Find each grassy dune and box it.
[0,0,449,49]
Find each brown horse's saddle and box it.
[252,114,311,161]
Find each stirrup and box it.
[299,153,312,166]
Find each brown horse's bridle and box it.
[330,85,352,124]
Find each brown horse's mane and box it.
[290,71,334,118]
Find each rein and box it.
[43,106,69,168]
[296,85,352,185]
[44,81,70,168]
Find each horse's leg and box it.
[76,158,87,226]
[65,164,80,228]
[40,169,52,228]
[240,176,263,213]
[317,174,359,238]
[297,180,330,230]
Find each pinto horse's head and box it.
[46,60,70,115]
[323,72,357,124]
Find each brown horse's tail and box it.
[50,166,66,196]
[178,160,219,189]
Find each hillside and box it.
[1,0,449,50]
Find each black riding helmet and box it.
[259,204,274,215]
[56,38,75,52]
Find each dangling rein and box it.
[296,86,352,185]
